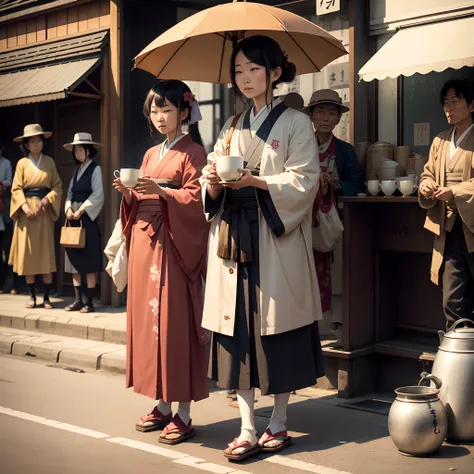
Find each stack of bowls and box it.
[367,142,394,180]
[378,159,399,180]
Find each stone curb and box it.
[0,329,126,375]
[0,305,126,345]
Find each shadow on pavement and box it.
[435,445,472,459]
[190,395,389,457]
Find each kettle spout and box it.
[437,330,445,345]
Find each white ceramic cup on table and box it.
[114,168,142,188]
[216,155,244,182]
[397,177,417,196]
[367,180,380,196]
[380,180,397,196]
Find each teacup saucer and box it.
[219,179,240,184]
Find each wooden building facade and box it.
[0,0,219,305]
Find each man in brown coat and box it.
[419,79,474,330]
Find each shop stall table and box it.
[323,196,444,397]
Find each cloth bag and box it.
[60,219,86,248]
[104,219,128,293]
[312,187,344,253]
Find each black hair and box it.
[230,35,297,104]
[143,80,204,147]
[20,135,47,157]
[440,79,474,119]
[71,144,97,166]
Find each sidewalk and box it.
[0,326,125,374]
[0,293,126,344]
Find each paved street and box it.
[1,352,473,474]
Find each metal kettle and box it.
[431,318,474,443]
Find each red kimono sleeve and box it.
[160,150,210,281]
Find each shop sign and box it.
[326,62,349,90]
[316,0,340,16]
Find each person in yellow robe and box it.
[9,124,62,309]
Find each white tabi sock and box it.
[156,399,172,416]
[235,389,257,450]
[264,392,290,446]
[177,401,191,425]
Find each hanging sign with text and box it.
[316,0,341,16]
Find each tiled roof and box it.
[0,30,107,72]
[0,30,107,107]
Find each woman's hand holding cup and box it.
[203,163,224,199]
[113,177,132,206]
[203,163,222,187]
[113,177,129,194]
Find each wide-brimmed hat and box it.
[63,132,102,151]
[302,89,349,114]
[13,124,52,143]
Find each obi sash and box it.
[217,190,258,263]
[24,187,50,199]
[135,180,181,238]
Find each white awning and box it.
[359,16,474,82]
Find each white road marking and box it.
[1,405,353,474]
[174,456,248,474]
[107,437,187,459]
[1,406,249,474]
[265,455,353,474]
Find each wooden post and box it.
[101,0,123,307]
[348,0,374,144]
[100,48,112,305]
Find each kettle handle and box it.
[419,372,442,389]
[451,318,474,331]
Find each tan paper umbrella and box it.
[134,0,347,83]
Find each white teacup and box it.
[114,168,142,188]
[380,180,397,196]
[397,177,417,196]
[367,180,380,196]
[216,155,244,182]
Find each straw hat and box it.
[302,89,349,114]
[63,132,102,151]
[14,124,52,142]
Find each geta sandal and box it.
[135,407,172,433]
[159,414,196,445]
[258,428,292,453]
[224,438,261,462]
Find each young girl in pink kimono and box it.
[114,80,209,445]
[201,35,325,462]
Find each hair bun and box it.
[281,60,296,83]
